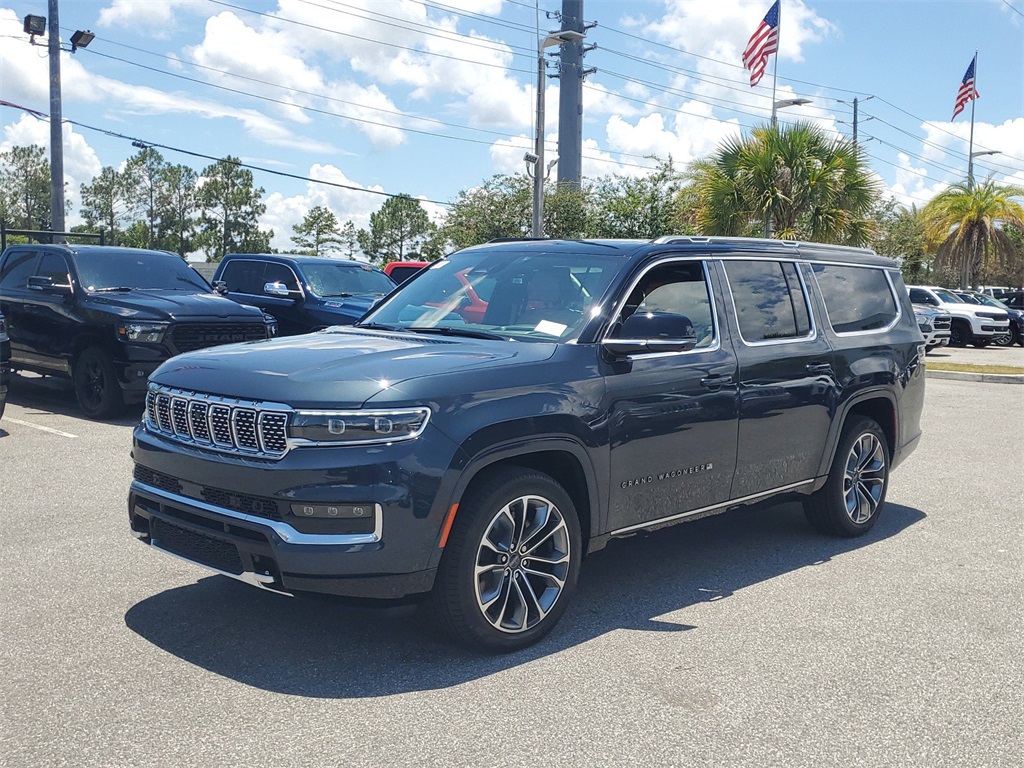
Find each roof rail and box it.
[650,235,799,247]
[485,237,550,244]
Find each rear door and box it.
[719,257,837,499]
[0,249,42,367]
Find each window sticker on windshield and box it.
[535,320,567,336]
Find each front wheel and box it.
[73,347,124,419]
[949,321,968,347]
[804,416,890,537]
[430,467,582,652]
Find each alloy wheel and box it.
[842,433,886,524]
[473,494,571,634]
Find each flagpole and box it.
[967,51,977,189]
[770,3,780,128]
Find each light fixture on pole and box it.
[23,2,94,242]
[968,150,1000,189]
[770,97,812,128]
[532,28,586,239]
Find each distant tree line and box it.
[2,122,1021,288]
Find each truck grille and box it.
[933,315,951,331]
[169,323,267,353]
[145,386,290,459]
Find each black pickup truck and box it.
[0,244,276,418]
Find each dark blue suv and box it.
[213,254,396,336]
[129,237,926,651]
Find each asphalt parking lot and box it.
[0,371,1021,767]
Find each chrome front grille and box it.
[933,316,951,331]
[145,387,291,459]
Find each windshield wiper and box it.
[403,326,511,341]
[90,286,138,292]
[355,322,404,331]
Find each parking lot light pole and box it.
[968,150,1001,189]
[764,98,812,237]
[532,29,586,239]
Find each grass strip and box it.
[926,362,1024,375]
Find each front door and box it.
[603,259,739,534]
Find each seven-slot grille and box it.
[146,387,290,458]
[168,322,268,353]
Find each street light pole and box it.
[764,98,812,237]
[531,29,586,238]
[968,150,1001,189]
[47,0,65,240]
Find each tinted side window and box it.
[812,264,898,333]
[908,288,933,305]
[0,251,38,290]
[723,259,811,342]
[220,260,265,294]
[614,261,716,347]
[36,253,71,285]
[264,263,300,291]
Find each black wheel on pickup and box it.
[805,416,890,538]
[949,320,969,347]
[430,467,581,652]
[73,347,124,419]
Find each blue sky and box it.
[1,0,1021,253]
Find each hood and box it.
[84,290,265,321]
[150,327,557,408]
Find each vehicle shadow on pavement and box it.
[6,374,143,426]
[125,501,924,698]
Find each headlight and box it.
[0,316,8,342]
[263,313,279,337]
[291,408,430,445]
[116,321,168,343]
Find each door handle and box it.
[700,375,734,388]
[806,363,833,375]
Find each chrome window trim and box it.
[808,264,903,337]
[610,479,816,537]
[600,256,721,359]
[720,258,819,347]
[132,480,383,545]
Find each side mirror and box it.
[263,281,299,299]
[211,280,228,295]
[602,311,698,357]
[28,275,72,295]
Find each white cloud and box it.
[98,0,207,33]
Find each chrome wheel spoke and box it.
[518,572,549,622]
[842,432,886,525]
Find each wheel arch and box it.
[816,391,897,481]
[437,437,601,562]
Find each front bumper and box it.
[129,422,462,599]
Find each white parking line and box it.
[4,418,79,439]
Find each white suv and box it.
[907,286,1010,348]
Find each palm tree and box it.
[688,122,881,245]
[921,178,1024,289]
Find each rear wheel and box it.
[73,347,124,419]
[805,416,889,538]
[992,331,1014,347]
[430,467,581,652]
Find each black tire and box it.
[804,416,889,538]
[949,321,969,347]
[992,331,1014,347]
[73,347,124,419]
[430,466,582,652]
[972,338,991,348]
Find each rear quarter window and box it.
[812,264,898,334]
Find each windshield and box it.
[77,250,211,292]
[933,288,964,303]
[974,295,1009,309]
[359,249,622,342]
[303,262,395,297]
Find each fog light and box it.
[290,503,373,519]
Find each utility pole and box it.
[555,0,595,190]
[852,97,858,144]
[47,0,65,240]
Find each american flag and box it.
[951,55,979,120]
[743,1,781,87]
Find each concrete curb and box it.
[926,369,1024,385]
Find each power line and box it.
[1000,0,1024,19]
